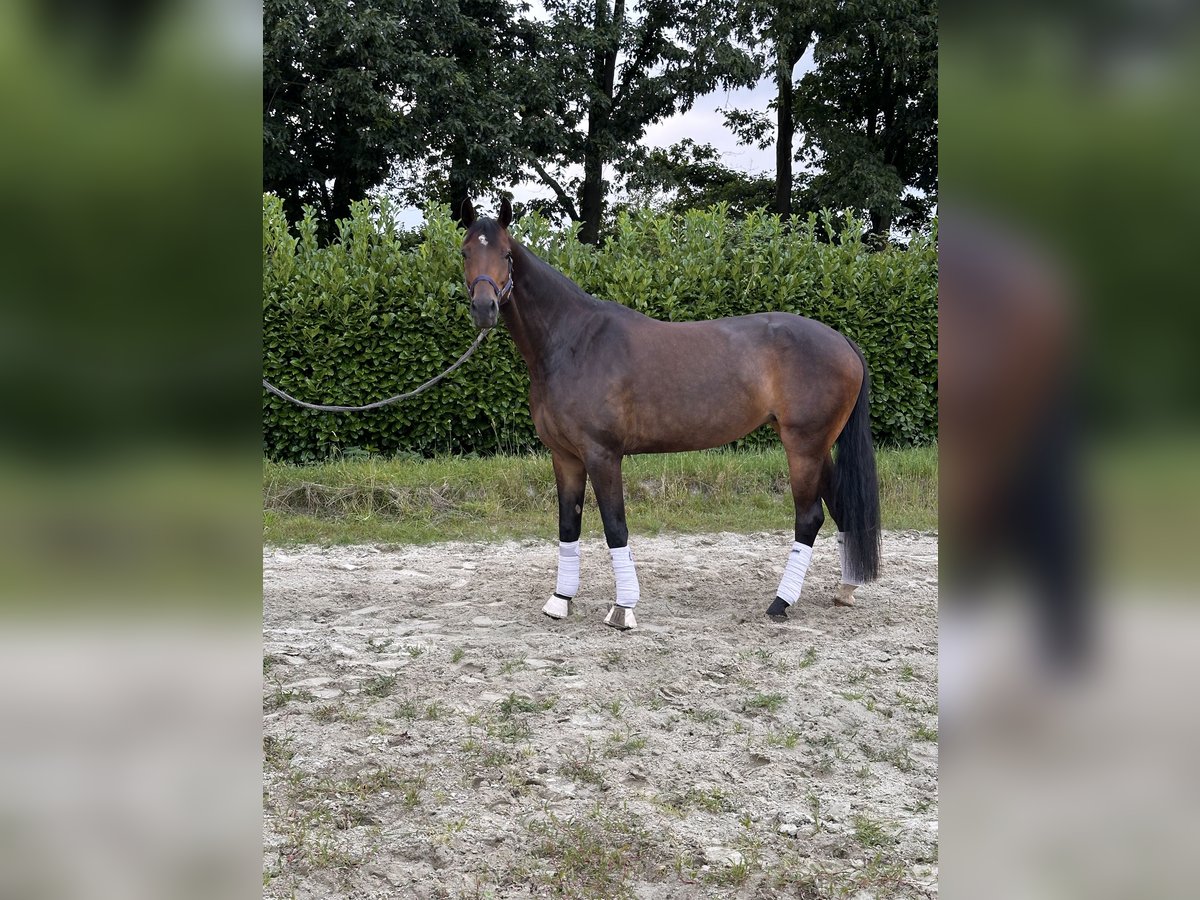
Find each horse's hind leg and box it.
[819,454,863,607]
[766,434,826,620]
[543,452,587,620]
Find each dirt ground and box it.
[263,530,938,898]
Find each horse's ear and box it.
[499,196,513,229]
[460,199,476,228]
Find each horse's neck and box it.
[503,244,591,374]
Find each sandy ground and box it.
[263,530,938,898]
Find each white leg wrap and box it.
[775,541,814,606]
[837,531,866,586]
[609,546,640,608]
[555,540,580,598]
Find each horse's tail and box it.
[833,340,882,582]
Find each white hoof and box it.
[542,595,572,619]
[603,605,637,631]
[834,583,858,607]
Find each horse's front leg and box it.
[542,451,587,620]
[585,449,639,631]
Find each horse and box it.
[460,197,881,630]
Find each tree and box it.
[264,0,535,233]
[527,1,757,243]
[725,1,817,221]
[617,140,775,216]
[797,0,937,235]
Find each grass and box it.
[743,692,785,714]
[263,445,936,544]
[524,805,661,899]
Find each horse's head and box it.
[460,198,514,330]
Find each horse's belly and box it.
[624,400,769,453]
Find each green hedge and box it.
[263,195,937,461]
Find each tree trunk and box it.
[580,136,604,245]
[775,37,794,222]
[448,142,473,228]
[579,0,623,245]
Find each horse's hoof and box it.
[766,597,790,620]
[603,604,637,631]
[542,594,572,619]
[833,584,857,607]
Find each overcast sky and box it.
[392,51,815,227]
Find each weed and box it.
[912,723,938,742]
[311,704,362,725]
[525,804,660,898]
[362,674,397,698]
[450,646,466,663]
[798,647,819,668]
[765,728,800,749]
[604,731,647,756]
[744,692,785,714]
[395,697,419,720]
[264,685,315,711]
[367,637,394,654]
[559,744,605,787]
[263,734,294,770]
[853,814,894,849]
[406,645,425,658]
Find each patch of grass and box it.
[798,647,819,668]
[395,697,419,720]
[900,663,916,681]
[450,646,466,663]
[263,446,937,545]
[559,745,605,788]
[686,707,721,724]
[765,728,801,749]
[912,723,938,742]
[498,692,556,718]
[743,692,785,714]
[361,674,397,698]
[895,690,937,716]
[677,784,732,813]
[366,637,393,654]
[525,805,661,899]
[263,654,281,675]
[263,734,294,770]
[853,814,895,849]
[311,704,363,725]
[406,645,425,658]
[264,685,315,711]
[860,742,916,773]
[499,657,525,675]
[604,731,647,756]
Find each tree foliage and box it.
[526,0,757,242]
[797,0,938,235]
[617,140,776,217]
[263,0,535,236]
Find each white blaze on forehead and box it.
[477,235,488,246]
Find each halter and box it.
[467,253,514,306]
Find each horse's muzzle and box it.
[470,294,499,330]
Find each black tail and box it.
[833,341,881,582]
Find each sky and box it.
[392,50,815,228]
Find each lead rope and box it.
[262,328,491,413]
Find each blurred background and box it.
[0,1,261,897]
[940,1,1200,897]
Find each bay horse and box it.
[460,198,880,630]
